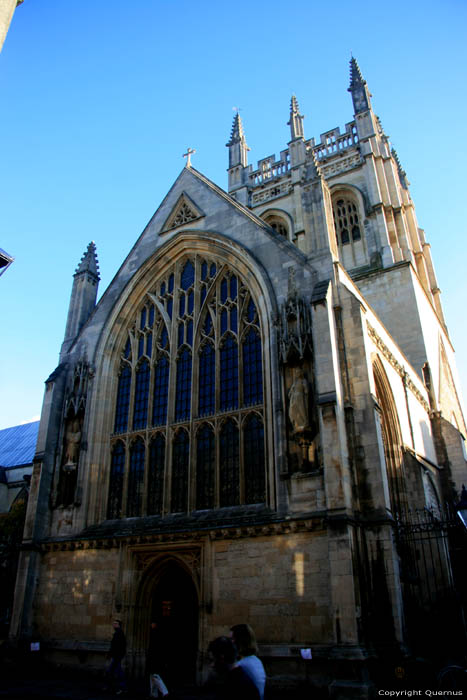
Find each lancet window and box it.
[333,196,362,246]
[108,256,266,518]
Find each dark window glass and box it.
[178,322,184,348]
[160,327,169,348]
[152,356,169,426]
[187,319,193,346]
[171,430,189,512]
[175,348,192,421]
[133,359,150,429]
[168,274,174,293]
[221,309,228,335]
[220,336,238,411]
[138,335,145,358]
[198,343,215,416]
[210,263,216,278]
[148,434,165,515]
[167,298,173,319]
[220,420,239,507]
[221,278,228,303]
[201,261,208,280]
[114,365,131,433]
[161,281,166,296]
[124,338,131,359]
[204,313,212,335]
[179,294,186,317]
[201,285,207,306]
[148,304,155,327]
[230,276,237,301]
[127,439,145,517]
[196,425,215,510]
[188,290,194,314]
[247,299,256,323]
[243,329,263,406]
[107,441,125,519]
[146,332,152,358]
[140,308,146,330]
[231,307,238,334]
[244,414,265,504]
[181,260,195,290]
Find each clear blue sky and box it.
[0,0,466,429]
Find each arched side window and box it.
[107,256,267,519]
[262,213,289,238]
[373,360,406,517]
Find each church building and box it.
[10,59,467,692]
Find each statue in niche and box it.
[288,367,310,434]
[287,366,318,472]
[57,412,83,506]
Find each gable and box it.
[161,192,205,232]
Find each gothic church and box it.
[11,59,467,692]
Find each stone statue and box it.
[63,416,82,469]
[288,367,309,434]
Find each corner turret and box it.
[61,242,100,358]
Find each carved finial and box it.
[75,241,100,281]
[227,111,246,146]
[183,147,196,168]
[288,95,305,140]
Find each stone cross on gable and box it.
[183,147,196,167]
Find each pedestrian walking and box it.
[106,619,128,695]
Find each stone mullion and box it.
[141,433,149,516]
[120,436,131,517]
[239,412,245,504]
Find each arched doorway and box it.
[147,559,199,690]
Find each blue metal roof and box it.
[0,421,39,468]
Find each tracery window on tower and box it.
[108,256,266,519]
[331,190,368,268]
[262,213,289,238]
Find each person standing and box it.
[230,624,266,700]
[106,619,128,695]
[207,636,260,700]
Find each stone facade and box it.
[10,59,467,692]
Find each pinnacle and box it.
[75,241,100,280]
[348,56,366,90]
[226,111,245,146]
[290,95,300,113]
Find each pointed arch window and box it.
[108,256,267,519]
[196,424,215,510]
[114,365,131,433]
[148,434,165,515]
[333,197,361,245]
[108,441,125,519]
[171,429,189,513]
[128,438,145,517]
[133,359,150,429]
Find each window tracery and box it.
[108,256,266,518]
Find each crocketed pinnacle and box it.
[226,111,246,146]
[288,95,305,140]
[75,241,100,281]
[348,56,366,90]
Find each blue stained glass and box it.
[138,335,145,358]
[168,274,174,293]
[221,309,228,335]
[242,329,263,406]
[148,434,165,515]
[124,338,131,359]
[198,344,215,416]
[179,294,185,317]
[146,332,152,358]
[161,281,166,296]
[247,299,256,322]
[175,349,192,421]
[220,336,238,411]
[210,263,216,278]
[140,308,146,330]
[148,305,155,327]
[204,313,212,335]
[167,298,173,319]
[201,261,208,280]
[160,326,169,348]
[107,441,125,519]
[230,276,237,300]
[114,365,131,433]
[196,425,215,509]
[152,356,169,426]
[244,414,265,504]
[181,260,195,290]
[171,430,189,512]
[220,420,239,507]
[127,439,145,517]
[231,307,238,333]
[178,322,184,347]
[201,286,206,306]
[187,319,193,346]
[133,360,150,429]
[188,290,194,314]
[221,278,228,303]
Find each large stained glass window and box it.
[108,256,266,518]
